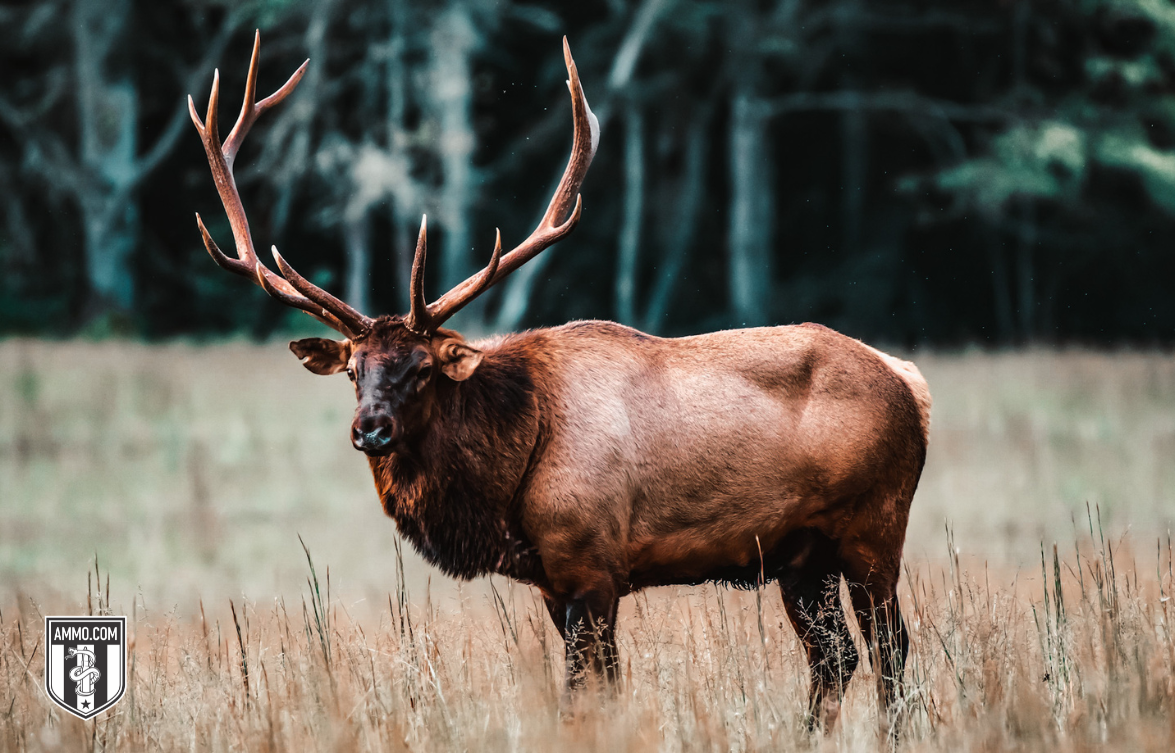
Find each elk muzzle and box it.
[351,412,400,455]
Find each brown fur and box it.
[291,315,931,727]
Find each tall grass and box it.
[2,524,1173,751]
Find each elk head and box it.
[190,32,597,456]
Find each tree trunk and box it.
[81,196,138,315]
[74,0,139,315]
[841,94,866,257]
[644,113,707,333]
[0,163,36,272]
[344,210,372,315]
[615,109,644,325]
[1016,199,1037,343]
[837,0,866,259]
[986,235,1015,344]
[386,0,415,311]
[727,91,773,327]
[431,7,479,325]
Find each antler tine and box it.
[539,37,599,230]
[203,69,222,143]
[190,31,370,337]
[272,247,370,334]
[254,260,354,337]
[404,222,502,334]
[421,37,598,330]
[406,216,431,333]
[479,229,504,296]
[195,211,251,276]
[224,31,309,163]
[200,203,351,334]
[406,225,502,331]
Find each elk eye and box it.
[416,364,432,387]
[346,368,355,381]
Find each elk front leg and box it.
[531,491,625,701]
[546,591,620,699]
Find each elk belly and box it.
[626,527,789,590]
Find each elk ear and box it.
[436,339,483,381]
[289,338,352,375]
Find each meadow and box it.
[1,340,1173,751]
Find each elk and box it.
[190,32,931,730]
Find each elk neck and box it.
[366,333,549,583]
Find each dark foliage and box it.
[0,0,1172,345]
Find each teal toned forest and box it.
[1,0,1172,344]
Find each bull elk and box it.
[189,32,931,730]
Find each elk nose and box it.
[351,414,398,454]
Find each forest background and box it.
[2,0,1172,345]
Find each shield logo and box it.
[44,616,127,720]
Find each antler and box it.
[189,31,373,338]
[405,37,599,334]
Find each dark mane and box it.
[368,335,547,583]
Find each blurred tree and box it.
[902,0,1175,342]
[0,0,233,327]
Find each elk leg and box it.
[562,593,620,692]
[845,578,908,726]
[543,594,568,639]
[777,530,858,731]
[842,544,909,738]
[597,605,620,684]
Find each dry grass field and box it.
[1,339,1174,751]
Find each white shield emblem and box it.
[44,616,127,720]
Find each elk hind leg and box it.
[843,543,909,736]
[777,529,858,731]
